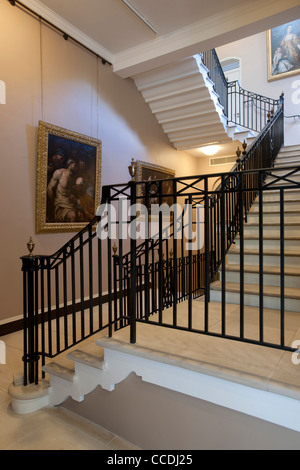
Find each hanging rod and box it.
[120,0,157,35]
[7,0,112,66]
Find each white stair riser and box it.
[258,194,300,203]
[251,201,300,212]
[247,212,300,223]
[244,226,300,237]
[227,252,300,268]
[223,270,300,288]
[210,289,300,312]
[235,238,300,251]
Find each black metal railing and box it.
[202,49,228,117]
[22,91,299,386]
[201,49,281,133]
[227,81,282,132]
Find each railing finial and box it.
[112,242,118,256]
[27,236,35,257]
[128,158,137,182]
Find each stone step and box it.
[247,211,300,223]
[43,362,75,382]
[257,189,300,202]
[234,235,300,251]
[66,348,105,370]
[251,200,300,211]
[227,248,300,268]
[210,281,300,312]
[257,191,300,202]
[223,264,300,288]
[277,145,300,154]
[43,341,105,381]
[244,222,300,237]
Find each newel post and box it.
[21,238,40,386]
[129,181,137,344]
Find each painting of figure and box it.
[36,121,101,233]
[268,19,300,81]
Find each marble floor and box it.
[0,328,140,450]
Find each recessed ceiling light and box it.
[199,145,220,156]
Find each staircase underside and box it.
[133,55,254,152]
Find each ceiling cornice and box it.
[113,0,300,77]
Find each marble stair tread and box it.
[245,222,300,226]
[229,247,300,256]
[67,348,105,370]
[43,362,75,382]
[211,281,300,299]
[225,264,300,276]
[236,235,300,241]
[250,208,300,214]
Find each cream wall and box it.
[217,31,300,146]
[0,0,197,323]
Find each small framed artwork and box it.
[267,19,300,81]
[36,121,102,233]
[135,160,175,208]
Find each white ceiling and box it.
[35,0,249,54]
[19,0,300,77]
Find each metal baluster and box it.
[98,236,103,330]
[280,188,285,347]
[71,240,76,344]
[259,173,264,343]
[204,178,209,332]
[129,182,137,343]
[88,225,93,334]
[173,179,177,326]
[47,258,52,358]
[239,174,245,339]
[63,249,68,349]
[221,176,226,336]
[55,265,60,354]
[79,233,85,339]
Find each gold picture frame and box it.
[267,19,300,81]
[36,121,102,234]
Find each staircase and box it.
[210,145,300,312]
[133,54,254,152]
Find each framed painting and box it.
[267,19,300,81]
[135,160,175,207]
[36,121,102,233]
